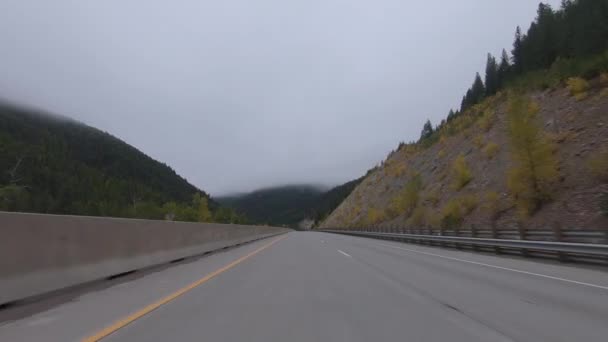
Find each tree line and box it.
[420,0,608,141]
[0,103,247,224]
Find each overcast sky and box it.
[0,0,560,195]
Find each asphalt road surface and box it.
[1,231,608,341]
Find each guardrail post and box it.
[553,223,568,262]
[491,223,501,254]
[454,228,462,250]
[471,225,479,252]
[604,229,608,264]
[518,224,530,257]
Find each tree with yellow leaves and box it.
[506,95,558,217]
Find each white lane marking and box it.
[378,243,608,291]
[338,249,352,258]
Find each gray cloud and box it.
[0,0,561,195]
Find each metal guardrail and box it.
[321,229,608,260]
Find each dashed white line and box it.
[378,243,608,291]
[338,249,352,258]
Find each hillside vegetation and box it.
[218,185,324,227]
[0,103,246,223]
[321,0,608,230]
[218,177,364,228]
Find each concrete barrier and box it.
[0,211,289,305]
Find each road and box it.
[1,231,608,341]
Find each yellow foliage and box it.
[483,142,500,159]
[407,205,427,226]
[588,150,608,181]
[473,135,485,149]
[388,174,422,218]
[574,92,588,101]
[506,96,559,217]
[477,110,495,132]
[427,212,441,228]
[440,199,462,228]
[482,191,500,218]
[600,72,608,85]
[567,77,589,101]
[366,208,386,225]
[439,194,478,228]
[460,194,478,214]
[425,187,440,207]
[386,161,407,178]
[437,149,446,158]
[451,154,473,190]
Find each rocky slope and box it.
[320,82,608,231]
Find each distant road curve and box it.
[1,232,608,342]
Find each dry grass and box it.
[567,77,590,101]
[483,142,500,159]
[451,154,473,190]
[473,135,485,149]
[477,109,495,132]
[588,150,608,182]
[482,191,500,218]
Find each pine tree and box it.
[420,119,434,141]
[447,109,456,122]
[484,53,499,96]
[471,73,486,104]
[511,26,524,74]
[497,49,511,88]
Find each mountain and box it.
[320,0,608,230]
[309,176,364,224]
[218,185,325,227]
[0,102,244,223]
[218,177,365,228]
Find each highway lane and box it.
[1,231,608,341]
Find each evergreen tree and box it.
[471,73,486,104]
[484,53,499,96]
[447,109,456,122]
[511,26,524,74]
[420,120,434,141]
[497,49,511,88]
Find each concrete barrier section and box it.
[0,211,289,305]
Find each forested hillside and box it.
[0,103,245,223]
[218,178,363,228]
[321,0,608,230]
[218,185,324,227]
[309,176,364,225]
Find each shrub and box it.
[601,73,608,85]
[441,199,462,228]
[425,187,440,207]
[588,150,608,182]
[366,208,386,225]
[460,194,478,214]
[477,110,495,132]
[437,149,446,159]
[389,174,422,217]
[506,96,559,217]
[387,161,407,178]
[451,154,473,190]
[407,205,427,226]
[473,135,485,149]
[567,77,590,101]
[482,191,500,218]
[484,142,500,159]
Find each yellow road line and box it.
[82,234,287,342]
